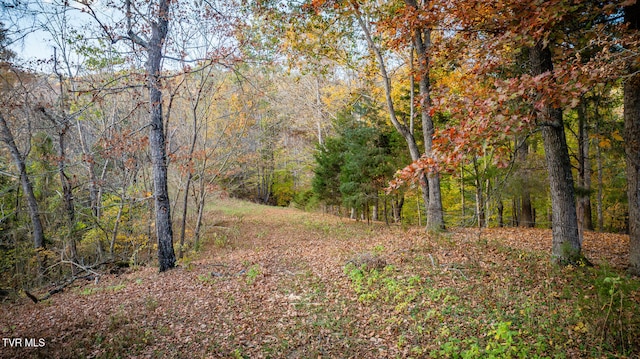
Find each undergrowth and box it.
[343,239,640,358]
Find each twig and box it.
[428,254,436,267]
[441,265,469,281]
[60,260,101,278]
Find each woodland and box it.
[0,0,640,357]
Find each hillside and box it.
[1,200,638,358]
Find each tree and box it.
[349,1,435,228]
[313,136,346,207]
[403,0,445,231]
[529,41,582,264]
[624,2,640,275]
[144,0,175,271]
[393,0,612,263]
[116,0,176,271]
[0,26,44,251]
[312,99,404,221]
[517,138,535,228]
[274,0,442,227]
[0,114,44,250]
[576,98,594,232]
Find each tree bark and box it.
[51,51,78,263]
[178,172,192,259]
[577,99,594,231]
[146,0,176,272]
[472,157,485,228]
[460,164,466,222]
[530,42,583,264]
[55,121,77,262]
[372,200,378,222]
[0,114,45,249]
[352,7,430,217]
[625,2,640,275]
[410,23,445,231]
[193,174,206,249]
[76,119,100,218]
[595,118,604,231]
[517,138,534,227]
[110,198,125,257]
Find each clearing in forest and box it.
[1,200,638,358]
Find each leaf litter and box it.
[0,200,638,358]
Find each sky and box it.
[2,0,104,71]
[3,0,248,75]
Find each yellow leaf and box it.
[612,131,623,141]
[599,139,611,149]
[573,321,589,334]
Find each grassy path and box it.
[1,200,638,358]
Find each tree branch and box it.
[126,0,149,49]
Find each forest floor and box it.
[1,199,639,359]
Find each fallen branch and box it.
[24,260,102,303]
[60,260,102,279]
[441,265,469,281]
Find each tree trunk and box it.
[0,114,45,250]
[372,198,378,222]
[178,173,191,259]
[193,172,206,250]
[626,80,640,271]
[475,184,485,228]
[409,11,445,231]
[146,0,176,272]
[472,157,485,228]
[52,52,78,263]
[76,120,100,218]
[596,124,604,231]
[397,195,404,222]
[530,42,582,264]
[460,164,466,222]
[352,7,430,219]
[110,198,125,257]
[57,124,77,263]
[38,104,77,262]
[625,3,640,275]
[512,197,519,227]
[517,138,534,227]
[383,194,389,226]
[178,79,203,259]
[521,194,534,227]
[577,99,594,232]
[485,178,491,227]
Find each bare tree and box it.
[0,113,44,250]
[129,0,176,271]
